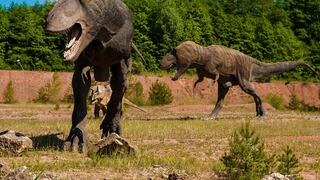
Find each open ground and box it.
[0,103,319,179]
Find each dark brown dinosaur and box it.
[160,41,317,119]
[46,0,139,152]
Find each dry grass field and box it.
[0,103,319,179]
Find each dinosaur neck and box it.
[251,61,307,78]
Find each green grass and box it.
[0,104,319,178]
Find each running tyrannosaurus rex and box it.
[160,41,317,119]
[46,0,143,152]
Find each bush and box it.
[125,81,145,106]
[3,81,17,104]
[62,86,74,103]
[220,121,302,179]
[34,72,61,103]
[277,146,301,178]
[148,80,173,106]
[54,103,60,111]
[288,95,301,110]
[131,60,145,74]
[220,121,275,179]
[288,95,319,112]
[266,93,284,110]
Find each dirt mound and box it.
[0,70,319,108]
[132,75,320,108]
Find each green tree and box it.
[3,81,17,104]
[221,121,274,179]
[150,0,184,59]
[277,146,301,177]
[35,72,61,103]
[148,80,173,105]
[0,7,9,69]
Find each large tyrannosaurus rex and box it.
[160,41,317,119]
[46,0,136,152]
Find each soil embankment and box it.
[0,70,319,108]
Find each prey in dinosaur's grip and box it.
[89,84,147,119]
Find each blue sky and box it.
[0,0,46,8]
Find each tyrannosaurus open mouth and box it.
[64,23,83,61]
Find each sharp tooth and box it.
[66,36,76,49]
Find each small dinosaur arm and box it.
[160,41,317,118]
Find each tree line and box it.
[0,0,319,81]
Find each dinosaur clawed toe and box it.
[64,128,87,153]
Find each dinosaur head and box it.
[46,0,128,62]
[160,49,177,70]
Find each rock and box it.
[95,133,136,156]
[262,173,294,180]
[0,130,33,154]
[4,166,33,180]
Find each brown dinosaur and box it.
[89,84,147,118]
[46,0,139,152]
[160,41,317,119]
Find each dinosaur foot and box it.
[63,128,87,153]
[255,110,266,118]
[100,124,121,140]
[202,115,218,121]
[254,114,267,120]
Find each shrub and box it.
[131,60,145,74]
[288,95,319,112]
[148,80,173,106]
[34,72,61,103]
[288,95,301,110]
[3,81,17,104]
[266,93,284,110]
[220,121,275,179]
[125,81,145,106]
[277,146,301,178]
[62,86,74,103]
[54,103,60,111]
[220,121,302,179]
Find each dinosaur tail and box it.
[252,61,317,78]
[123,98,147,113]
[131,42,146,64]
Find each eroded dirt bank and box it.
[0,70,319,107]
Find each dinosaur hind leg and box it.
[64,65,91,153]
[100,60,129,137]
[207,81,230,120]
[239,80,264,117]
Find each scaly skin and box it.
[46,0,135,152]
[160,41,317,119]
